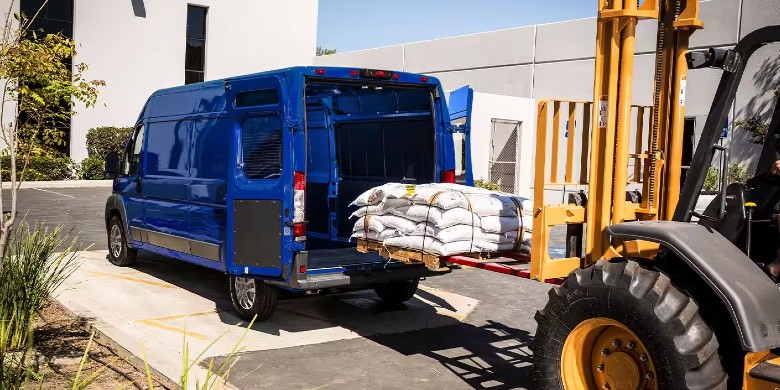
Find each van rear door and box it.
[448,86,474,185]
[224,75,295,278]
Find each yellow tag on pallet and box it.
[405,184,416,196]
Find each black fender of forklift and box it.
[607,220,780,352]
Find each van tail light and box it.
[293,171,306,239]
[441,169,456,184]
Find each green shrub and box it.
[702,164,751,191]
[474,178,500,191]
[0,223,79,352]
[77,156,105,180]
[85,126,132,158]
[1,154,74,181]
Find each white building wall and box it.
[469,92,536,197]
[69,0,318,161]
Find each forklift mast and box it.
[529,0,703,280]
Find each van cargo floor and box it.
[307,248,391,269]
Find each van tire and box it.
[107,215,137,267]
[374,279,419,306]
[229,276,278,322]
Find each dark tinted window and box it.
[21,0,74,38]
[235,89,280,108]
[242,116,283,180]
[185,5,207,84]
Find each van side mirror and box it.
[104,152,121,178]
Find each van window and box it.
[235,89,279,108]
[123,124,145,175]
[242,116,282,179]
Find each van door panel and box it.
[224,75,293,278]
[142,119,191,239]
[189,116,231,253]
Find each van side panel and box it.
[143,119,191,243]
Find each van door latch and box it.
[285,117,304,132]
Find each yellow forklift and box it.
[523,0,780,388]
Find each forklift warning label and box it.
[598,95,608,129]
[679,75,687,107]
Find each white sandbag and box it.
[391,205,480,228]
[480,215,524,234]
[349,204,386,219]
[383,236,443,254]
[379,215,418,234]
[351,229,399,241]
[351,216,386,233]
[350,183,404,206]
[439,240,516,256]
[408,223,518,245]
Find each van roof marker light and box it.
[315,68,326,75]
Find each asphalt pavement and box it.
[13,185,552,389]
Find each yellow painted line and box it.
[134,310,218,323]
[87,271,176,289]
[136,320,210,341]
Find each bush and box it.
[77,156,105,180]
[0,223,79,352]
[1,154,74,181]
[703,164,751,191]
[474,178,500,191]
[85,126,132,158]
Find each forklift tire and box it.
[532,259,728,390]
[374,279,419,306]
[229,276,278,322]
[107,215,137,267]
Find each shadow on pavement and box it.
[368,320,534,389]
[128,251,464,337]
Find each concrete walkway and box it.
[56,250,478,389]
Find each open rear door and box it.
[224,75,295,278]
[448,86,474,185]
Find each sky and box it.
[317,0,597,53]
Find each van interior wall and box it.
[304,82,436,245]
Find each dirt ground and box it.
[27,300,166,389]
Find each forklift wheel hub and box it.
[561,317,657,390]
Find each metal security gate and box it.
[490,119,521,193]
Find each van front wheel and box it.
[229,276,278,322]
[107,215,137,267]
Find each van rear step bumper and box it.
[266,250,449,290]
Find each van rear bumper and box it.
[266,251,450,290]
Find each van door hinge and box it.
[286,117,304,132]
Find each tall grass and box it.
[0,222,79,389]
[0,222,79,351]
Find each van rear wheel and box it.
[107,215,137,267]
[229,276,279,322]
[374,279,419,306]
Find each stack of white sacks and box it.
[350,183,533,256]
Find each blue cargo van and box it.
[103,66,473,321]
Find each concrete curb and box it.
[54,296,182,390]
[2,180,112,189]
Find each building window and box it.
[185,5,207,84]
[21,0,74,39]
[20,0,74,155]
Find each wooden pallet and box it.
[357,239,446,271]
